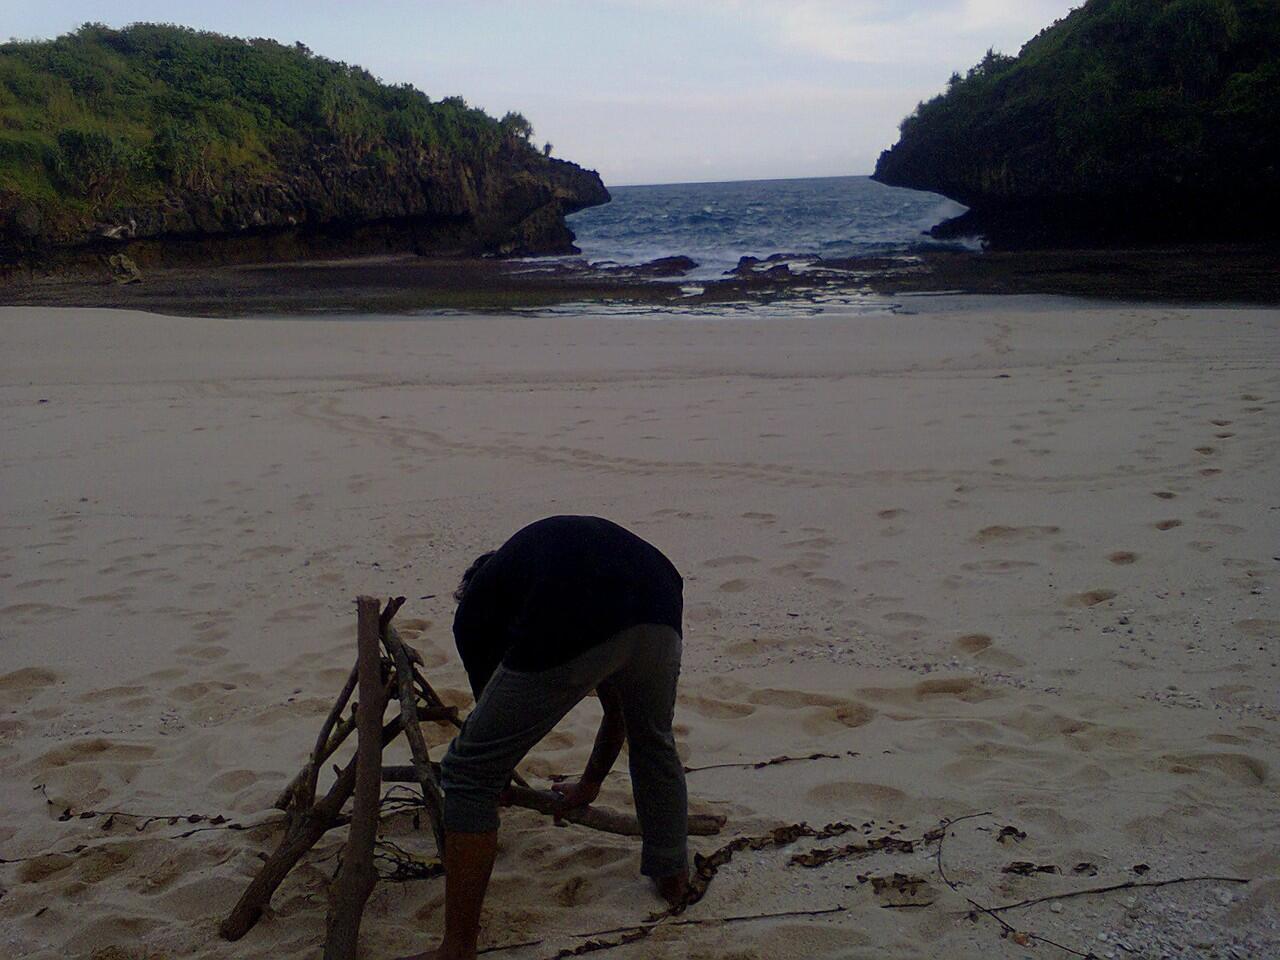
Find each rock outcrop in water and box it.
[0,24,609,270]
[873,0,1280,246]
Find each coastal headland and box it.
[0,25,609,274]
[873,0,1280,247]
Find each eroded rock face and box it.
[0,145,609,266]
[872,0,1280,247]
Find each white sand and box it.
[1,298,1277,959]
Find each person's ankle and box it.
[438,936,478,960]
[655,869,690,905]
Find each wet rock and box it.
[631,255,697,277]
[106,253,142,284]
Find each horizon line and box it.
[607,170,878,189]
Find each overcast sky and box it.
[6,1,1080,185]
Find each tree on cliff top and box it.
[0,23,540,213]
[873,0,1280,228]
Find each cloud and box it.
[664,0,1079,67]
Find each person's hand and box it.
[550,777,601,812]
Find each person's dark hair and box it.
[454,551,496,603]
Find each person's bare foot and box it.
[655,870,690,906]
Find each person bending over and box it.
[399,515,689,960]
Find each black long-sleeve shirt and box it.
[452,516,683,697]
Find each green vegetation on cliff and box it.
[874,0,1280,243]
[0,23,608,260]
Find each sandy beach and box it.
[1,297,1277,959]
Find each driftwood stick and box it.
[379,595,406,635]
[273,674,398,813]
[683,751,858,774]
[380,766,723,837]
[221,710,407,941]
[384,623,446,854]
[223,747,360,940]
[284,663,358,812]
[398,636,529,790]
[505,784,725,837]
[987,875,1252,914]
[323,596,388,960]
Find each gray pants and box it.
[440,623,688,877]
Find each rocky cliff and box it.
[873,0,1280,246]
[0,24,609,269]
[1,144,609,266]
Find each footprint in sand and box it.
[883,611,928,626]
[857,559,899,572]
[954,634,993,654]
[960,559,1038,573]
[972,525,1060,544]
[1234,619,1279,639]
[0,717,26,744]
[1066,589,1117,607]
[806,780,907,808]
[736,687,877,732]
[1156,752,1267,786]
[267,601,326,624]
[717,578,753,594]
[1108,551,1138,565]
[912,677,998,703]
[784,536,838,550]
[681,694,757,720]
[859,676,998,707]
[702,554,760,569]
[1153,491,1177,500]
[32,737,157,771]
[1154,519,1182,531]
[0,667,59,705]
[954,634,1025,669]
[75,685,148,705]
[1,602,77,624]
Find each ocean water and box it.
[565,175,971,279]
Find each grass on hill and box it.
[0,22,539,212]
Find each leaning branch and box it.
[380,766,724,838]
[383,619,446,854]
[987,875,1252,914]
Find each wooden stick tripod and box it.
[220,596,725,957]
